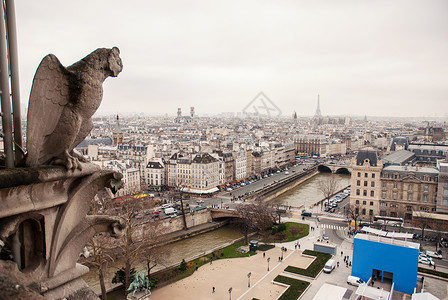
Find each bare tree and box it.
[177,187,188,230]
[84,192,115,300]
[274,204,286,224]
[236,198,276,244]
[141,222,171,282]
[86,233,114,300]
[317,174,339,208]
[345,204,362,230]
[412,211,429,239]
[115,199,150,295]
[429,219,448,252]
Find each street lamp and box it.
[267,257,270,271]
[247,272,252,287]
[228,287,232,300]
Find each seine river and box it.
[82,173,350,294]
[271,172,350,209]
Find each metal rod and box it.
[0,0,14,168]
[5,0,22,164]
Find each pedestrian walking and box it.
[295,244,297,250]
[212,287,215,293]
[263,252,265,258]
[337,261,339,267]
[210,257,213,265]
[298,244,300,249]
[341,251,343,256]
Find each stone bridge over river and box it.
[317,158,352,174]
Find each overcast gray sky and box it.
[15,0,448,118]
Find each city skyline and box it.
[15,0,448,118]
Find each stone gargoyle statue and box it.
[26,47,123,170]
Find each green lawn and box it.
[152,242,255,287]
[283,222,309,242]
[284,250,332,278]
[262,222,309,243]
[274,275,310,300]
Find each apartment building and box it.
[350,149,383,219]
[234,150,247,180]
[145,158,166,188]
[380,165,438,220]
[436,161,448,214]
[190,153,220,192]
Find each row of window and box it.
[357,172,376,179]
[354,208,373,216]
[356,180,375,187]
[381,191,430,202]
[384,182,430,191]
[355,189,375,197]
[355,200,374,206]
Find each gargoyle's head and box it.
[107,47,123,77]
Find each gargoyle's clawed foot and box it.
[71,150,88,163]
[50,150,83,171]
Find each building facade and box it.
[350,150,383,220]
[380,166,438,220]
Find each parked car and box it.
[347,276,365,286]
[322,234,329,240]
[329,208,336,213]
[301,212,312,217]
[164,207,177,215]
[196,199,204,204]
[418,256,434,266]
[426,251,442,259]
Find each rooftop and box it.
[355,233,419,249]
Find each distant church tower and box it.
[177,108,182,117]
[112,114,123,146]
[293,111,297,121]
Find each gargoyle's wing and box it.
[26,54,70,167]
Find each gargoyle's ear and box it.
[108,47,123,77]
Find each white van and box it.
[347,276,364,286]
[323,259,336,273]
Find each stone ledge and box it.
[0,162,101,189]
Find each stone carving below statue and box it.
[26,47,123,170]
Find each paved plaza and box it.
[150,216,448,300]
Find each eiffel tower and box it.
[314,94,322,118]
